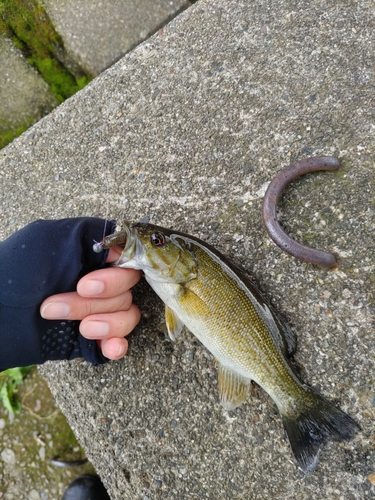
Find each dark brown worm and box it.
[262,156,340,269]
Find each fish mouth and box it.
[120,222,132,251]
[114,223,139,266]
[102,221,132,250]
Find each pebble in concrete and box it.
[1,448,16,465]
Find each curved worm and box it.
[262,156,340,269]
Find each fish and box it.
[103,221,360,473]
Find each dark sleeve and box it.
[0,218,116,371]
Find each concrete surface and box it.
[41,0,192,76]
[0,36,58,131]
[1,0,190,145]
[0,0,374,498]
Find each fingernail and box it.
[116,343,126,358]
[77,279,105,296]
[41,302,71,319]
[82,321,110,339]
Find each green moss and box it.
[0,0,92,99]
[30,56,89,103]
[0,123,29,149]
[334,159,351,179]
[0,0,92,148]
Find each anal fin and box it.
[165,305,184,341]
[218,363,251,411]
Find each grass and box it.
[0,366,33,413]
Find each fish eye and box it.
[151,232,165,246]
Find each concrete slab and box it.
[0,0,374,498]
[41,0,192,76]
[0,36,57,131]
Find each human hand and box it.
[40,245,141,360]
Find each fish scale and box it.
[103,221,360,473]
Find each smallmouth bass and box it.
[103,222,360,472]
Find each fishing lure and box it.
[262,156,340,268]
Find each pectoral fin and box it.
[165,305,185,341]
[218,363,251,411]
[179,284,211,316]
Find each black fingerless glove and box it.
[0,218,116,371]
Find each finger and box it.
[77,267,141,298]
[106,245,124,263]
[40,290,133,320]
[99,337,129,360]
[79,306,141,340]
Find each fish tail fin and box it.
[281,391,360,473]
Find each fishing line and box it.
[93,143,110,253]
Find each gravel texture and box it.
[0,0,374,498]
